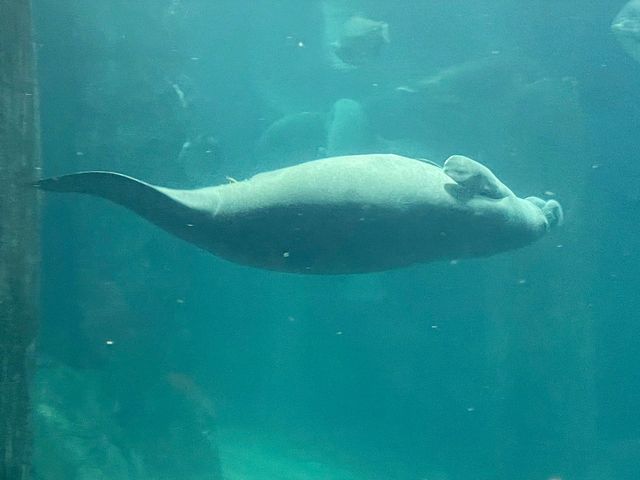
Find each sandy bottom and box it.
[215,426,386,480]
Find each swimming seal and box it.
[36,154,562,274]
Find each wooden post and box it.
[0,0,41,479]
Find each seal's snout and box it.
[543,199,563,228]
[525,196,563,230]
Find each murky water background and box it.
[32,1,640,478]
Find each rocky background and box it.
[32,1,640,479]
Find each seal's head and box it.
[442,155,563,254]
[612,0,640,62]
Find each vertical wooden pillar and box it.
[0,1,41,479]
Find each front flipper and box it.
[443,155,513,199]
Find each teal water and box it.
[32,1,640,479]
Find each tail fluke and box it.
[35,172,208,243]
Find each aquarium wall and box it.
[31,1,640,479]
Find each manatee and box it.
[257,99,375,164]
[333,15,389,67]
[612,0,640,62]
[36,154,562,275]
[399,56,535,103]
[325,98,374,156]
[321,1,388,69]
[256,112,327,167]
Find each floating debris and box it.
[171,82,187,108]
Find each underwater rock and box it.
[33,361,147,480]
[37,154,562,274]
[33,358,223,479]
[612,0,640,63]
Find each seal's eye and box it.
[444,178,503,201]
[478,182,506,199]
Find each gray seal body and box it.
[36,154,562,274]
[612,0,640,63]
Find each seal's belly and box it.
[202,203,480,274]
